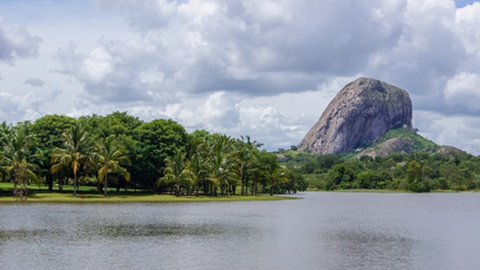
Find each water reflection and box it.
[326,229,416,270]
[1,193,480,270]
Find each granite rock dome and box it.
[298,77,413,154]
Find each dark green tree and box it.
[32,115,76,191]
[133,119,188,190]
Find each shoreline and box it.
[0,192,297,204]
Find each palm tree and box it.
[186,136,208,196]
[1,127,40,200]
[95,135,131,197]
[259,151,289,196]
[206,134,239,196]
[157,151,194,197]
[236,136,262,195]
[51,122,94,196]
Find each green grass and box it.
[0,183,295,203]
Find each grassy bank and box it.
[0,192,293,203]
[0,182,295,203]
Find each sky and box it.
[1,0,480,154]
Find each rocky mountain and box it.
[298,77,414,155]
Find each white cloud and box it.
[444,72,480,112]
[0,18,42,62]
[455,2,480,56]
[80,47,113,84]
[0,91,42,122]
[3,0,480,154]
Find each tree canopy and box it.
[1,112,303,199]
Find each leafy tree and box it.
[406,160,430,192]
[133,119,188,190]
[283,169,307,193]
[32,115,77,191]
[356,169,392,189]
[51,122,94,196]
[325,164,357,190]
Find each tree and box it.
[95,135,131,197]
[236,136,262,195]
[51,122,94,196]
[32,115,77,191]
[1,126,40,200]
[406,160,430,192]
[157,151,194,196]
[186,134,208,196]
[325,164,357,190]
[258,151,288,196]
[133,119,188,190]
[206,134,238,196]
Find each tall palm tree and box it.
[236,136,262,195]
[206,134,239,196]
[186,136,207,196]
[157,151,194,197]
[51,122,94,196]
[259,151,289,196]
[95,135,131,197]
[1,127,40,200]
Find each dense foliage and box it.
[0,112,306,199]
[277,149,480,192]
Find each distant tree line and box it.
[278,150,480,192]
[0,112,307,200]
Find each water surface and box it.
[1,192,480,270]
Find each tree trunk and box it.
[104,173,108,197]
[175,183,180,197]
[73,173,77,196]
[47,176,53,192]
[97,181,102,194]
[58,178,64,191]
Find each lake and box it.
[1,192,480,270]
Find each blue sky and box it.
[455,0,480,7]
[1,0,480,154]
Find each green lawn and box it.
[0,183,295,203]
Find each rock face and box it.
[298,77,413,154]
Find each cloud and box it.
[444,72,480,113]
[24,78,45,87]
[61,0,412,104]
[0,91,42,122]
[0,18,42,62]
[4,0,480,154]
[66,0,476,109]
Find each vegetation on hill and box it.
[278,127,480,193]
[0,112,307,201]
[277,145,480,192]
[354,127,439,157]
